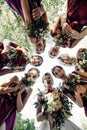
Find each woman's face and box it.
[30,56,43,66]
[59,54,72,64]
[49,46,59,58]
[27,68,39,80]
[43,75,53,88]
[35,38,45,54]
[53,67,65,79]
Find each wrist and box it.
[40,4,45,16]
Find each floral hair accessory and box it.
[34,88,72,130]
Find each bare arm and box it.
[16,86,32,112]
[0,69,15,76]
[21,0,31,27]
[75,92,83,107]
[51,15,61,35]
[60,13,72,34]
[36,96,46,122]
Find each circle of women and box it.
[0,0,87,130]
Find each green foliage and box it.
[14,113,36,130]
[0,1,32,51]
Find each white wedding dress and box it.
[38,119,83,130]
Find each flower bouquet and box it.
[6,48,30,70]
[76,49,87,72]
[53,26,71,48]
[11,75,35,96]
[61,72,87,97]
[35,88,72,130]
[25,1,49,38]
[26,16,49,38]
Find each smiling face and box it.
[58,54,72,64]
[49,45,59,58]
[30,55,43,66]
[27,68,40,80]
[52,66,66,79]
[35,38,46,54]
[42,73,54,88]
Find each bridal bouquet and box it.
[35,88,72,130]
[6,48,29,70]
[53,26,71,48]
[77,49,87,72]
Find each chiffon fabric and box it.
[38,119,83,130]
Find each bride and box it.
[36,73,83,130]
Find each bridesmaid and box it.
[51,0,87,48]
[0,41,30,76]
[52,65,87,116]
[5,0,49,54]
[0,67,40,130]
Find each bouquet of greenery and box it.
[35,88,72,130]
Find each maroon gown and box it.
[5,0,42,20]
[0,82,27,130]
[67,0,87,32]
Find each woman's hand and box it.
[17,84,26,96]
[71,30,81,39]
[62,22,72,34]
[48,115,54,130]
[32,7,44,20]
[76,85,86,94]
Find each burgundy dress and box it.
[0,83,27,130]
[67,0,87,32]
[5,0,24,18]
[5,0,42,19]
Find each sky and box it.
[1,36,87,129]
